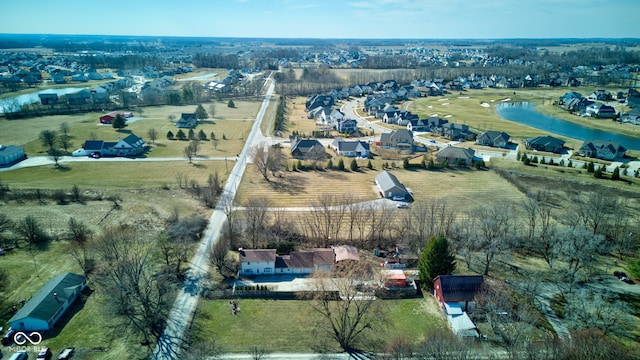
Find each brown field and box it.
[236,164,527,212]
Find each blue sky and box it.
[1,0,639,39]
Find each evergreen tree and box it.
[418,235,456,290]
[520,154,528,163]
[428,158,435,169]
[188,129,195,140]
[198,129,207,141]
[112,114,126,129]
[176,129,186,140]
[367,160,373,170]
[532,156,539,164]
[612,166,620,180]
[195,104,208,120]
[587,161,595,173]
[210,132,216,140]
[350,159,358,171]
[337,158,345,171]
[568,160,573,168]
[594,166,603,178]
[227,100,236,108]
[403,158,409,169]
[167,130,174,140]
[327,159,334,170]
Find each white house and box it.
[239,249,276,275]
[9,273,87,332]
[330,138,370,158]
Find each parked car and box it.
[37,347,52,360]
[1,327,15,346]
[396,203,410,209]
[8,350,29,360]
[57,347,74,360]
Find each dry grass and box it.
[236,166,378,207]
[0,161,228,189]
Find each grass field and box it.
[191,296,447,353]
[0,161,228,189]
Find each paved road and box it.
[152,77,275,359]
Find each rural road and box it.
[152,76,274,360]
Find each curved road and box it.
[152,77,274,359]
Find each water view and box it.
[0,87,85,113]
[496,102,640,150]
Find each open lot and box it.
[191,296,447,353]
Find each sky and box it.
[1,0,640,39]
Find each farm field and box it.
[191,296,448,353]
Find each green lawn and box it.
[191,297,447,353]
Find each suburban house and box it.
[75,133,146,157]
[65,89,91,105]
[438,123,476,141]
[330,138,370,158]
[336,118,358,134]
[436,146,476,166]
[476,130,510,148]
[239,248,340,276]
[176,113,198,128]
[99,111,133,124]
[525,135,565,153]
[0,145,26,167]
[289,136,326,160]
[407,119,431,132]
[9,273,87,332]
[375,171,408,200]
[620,108,640,125]
[585,103,616,118]
[38,93,58,105]
[586,89,612,101]
[379,129,414,150]
[305,94,336,111]
[433,275,484,338]
[578,140,627,160]
[239,249,277,275]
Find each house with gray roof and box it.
[379,129,414,150]
[0,145,26,167]
[476,130,510,148]
[585,103,616,118]
[375,171,408,200]
[330,138,370,158]
[290,135,326,160]
[436,146,476,166]
[9,273,87,331]
[76,133,146,157]
[578,140,626,160]
[525,136,565,153]
[176,113,198,128]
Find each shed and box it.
[0,145,26,167]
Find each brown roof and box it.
[239,249,276,262]
[333,245,360,262]
[313,249,335,265]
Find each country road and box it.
[152,76,274,359]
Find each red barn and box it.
[100,111,133,124]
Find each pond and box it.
[495,102,640,151]
[0,87,85,113]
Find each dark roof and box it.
[436,275,484,302]
[0,145,24,158]
[436,146,475,160]
[313,248,336,265]
[525,135,565,147]
[83,140,104,151]
[123,133,143,146]
[291,137,323,154]
[180,113,197,121]
[335,140,369,152]
[239,249,276,262]
[9,273,86,324]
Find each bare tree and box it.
[58,134,72,152]
[306,144,327,170]
[266,145,286,178]
[244,197,272,249]
[302,261,385,355]
[48,148,64,167]
[17,215,48,244]
[184,144,195,163]
[475,281,538,355]
[147,128,159,144]
[93,227,174,347]
[309,194,346,247]
[557,227,605,292]
[564,289,632,336]
[67,217,94,276]
[473,203,515,275]
[39,129,57,151]
[59,122,70,136]
[175,172,185,188]
[523,192,561,269]
[249,143,270,182]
